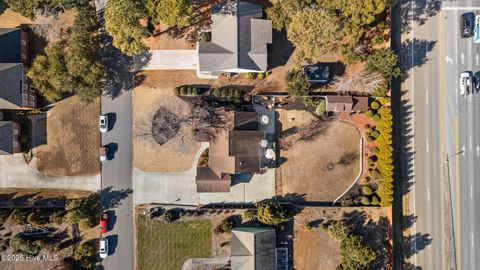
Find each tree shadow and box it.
[268,29,294,69]
[400,38,436,78]
[99,186,133,210]
[400,0,442,35]
[403,214,417,230]
[403,232,432,259]
[0,0,6,16]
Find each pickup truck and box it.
[99,146,108,161]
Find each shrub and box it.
[10,235,44,255]
[371,147,380,154]
[49,210,65,225]
[244,210,256,221]
[372,114,381,122]
[234,89,242,100]
[246,72,257,80]
[10,209,31,225]
[340,198,354,207]
[371,195,380,205]
[173,87,180,95]
[315,99,326,116]
[78,218,95,229]
[365,109,374,118]
[371,169,381,179]
[370,130,380,138]
[371,82,389,97]
[367,136,375,142]
[256,202,291,225]
[370,101,380,110]
[360,196,371,205]
[218,218,233,233]
[187,87,192,95]
[192,87,198,95]
[285,70,310,96]
[221,88,228,97]
[257,72,265,80]
[372,35,384,45]
[305,223,312,230]
[180,86,187,95]
[362,186,373,195]
[213,88,221,97]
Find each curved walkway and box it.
[0,155,100,192]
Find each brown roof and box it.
[196,167,231,192]
[325,95,369,112]
[194,109,265,192]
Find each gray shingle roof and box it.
[0,121,14,155]
[231,227,276,270]
[198,0,272,73]
[0,28,22,63]
[0,63,23,109]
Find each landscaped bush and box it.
[370,100,380,110]
[315,99,326,116]
[362,186,373,196]
[218,217,233,233]
[187,87,192,95]
[371,169,381,179]
[371,195,380,205]
[367,136,375,142]
[375,105,394,206]
[372,114,381,122]
[365,109,374,118]
[360,196,371,205]
[173,87,180,95]
[370,130,380,139]
[192,87,198,95]
[256,202,291,225]
[257,72,265,80]
[213,88,221,97]
[180,86,187,95]
[244,210,256,221]
[221,88,228,97]
[246,72,257,80]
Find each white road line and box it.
[476,54,479,66]
[442,7,480,11]
[461,53,465,65]
[427,187,430,202]
[463,145,466,156]
[476,145,479,156]
[427,139,429,153]
[471,185,473,199]
[426,90,429,104]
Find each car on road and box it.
[99,238,108,259]
[99,115,109,133]
[475,15,480,43]
[460,71,473,95]
[100,211,108,234]
[301,64,330,84]
[461,12,475,38]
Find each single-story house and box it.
[0,28,37,109]
[231,227,277,270]
[193,109,267,193]
[325,95,369,112]
[0,121,20,155]
[197,0,272,76]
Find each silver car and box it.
[99,238,108,259]
[99,115,108,133]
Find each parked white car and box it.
[99,115,108,133]
[99,238,108,259]
[460,71,473,95]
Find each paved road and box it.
[404,0,480,269]
[95,1,135,269]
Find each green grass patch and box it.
[136,216,212,270]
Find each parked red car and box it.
[100,211,108,234]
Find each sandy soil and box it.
[36,96,100,176]
[278,109,361,202]
[133,76,201,172]
[143,22,195,50]
[0,8,76,29]
[294,207,391,270]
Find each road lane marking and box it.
[477,54,479,66]
[427,187,430,202]
[461,53,465,65]
[442,7,480,11]
[462,145,466,156]
[426,90,429,104]
[476,145,479,156]
[445,56,453,64]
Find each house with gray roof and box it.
[0,28,37,109]
[0,121,20,155]
[197,0,272,76]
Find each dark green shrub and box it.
[213,88,221,97]
[371,195,380,205]
[192,87,198,95]
[370,101,380,110]
[180,86,187,95]
[173,87,180,95]
[187,87,192,95]
[218,218,233,233]
[221,88,228,97]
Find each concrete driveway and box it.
[134,49,198,71]
[0,155,100,192]
[134,142,276,205]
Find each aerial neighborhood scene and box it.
[0,0,475,269]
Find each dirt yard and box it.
[294,207,391,270]
[278,108,361,202]
[0,8,76,29]
[36,96,100,176]
[133,74,207,172]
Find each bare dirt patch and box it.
[36,96,100,176]
[294,207,391,270]
[278,109,361,202]
[133,76,201,172]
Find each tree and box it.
[266,0,307,31]
[315,99,326,116]
[287,8,340,61]
[5,0,77,19]
[74,242,95,269]
[285,70,310,96]
[244,210,256,221]
[256,202,291,225]
[147,0,193,27]
[366,48,401,81]
[105,0,147,56]
[218,217,233,233]
[9,234,45,255]
[64,194,99,227]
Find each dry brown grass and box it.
[36,96,100,176]
[278,109,361,202]
[133,74,203,172]
[0,8,76,28]
[0,188,92,200]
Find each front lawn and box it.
[136,216,212,270]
